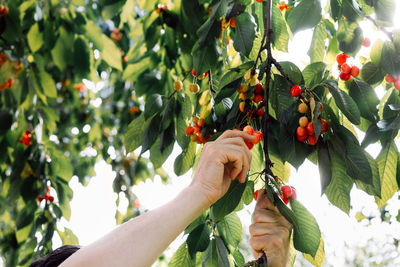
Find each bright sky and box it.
[50,3,400,267]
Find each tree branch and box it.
[270,57,295,87]
[366,16,393,41]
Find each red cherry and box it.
[253,131,263,144]
[341,63,351,74]
[254,189,259,200]
[296,126,307,137]
[339,72,351,81]
[192,68,197,77]
[245,141,254,150]
[320,119,329,134]
[297,134,308,142]
[385,74,396,84]
[185,126,195,135]
[290,186,297,199]
[243,125,254,135]
[281,185,292,199]
[351,66,360,77]
[256,0,264,2]
[394,78,400,91]
[363,38,371,47]
[306,122,314,135]
[47,196,54,203]
[336,53,348,66]
[307,134,317,145]
[253,94,264,103]
[256,108,264,117]
[290,85,302,97]
[255,83,263,93]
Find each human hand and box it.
[249,190,293,267]
[189,130,255,207]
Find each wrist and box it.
[185,182,213,211]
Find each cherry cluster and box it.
[0,4,8,17]
[336,53,359,81]
[189,68,208,94]
[111,29,123,42]
[236,125,263,150]
[278,1,291,11]
[385,74,400,91]
[0,53,21,91]
[253,185,297,205]
[238,83,265,114]
[155,3,168,14]
[19,130,32,146]
[185,116,210,144]
[37,186,54,203]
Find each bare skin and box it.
[60,130,291,267]
[250,189,293,267]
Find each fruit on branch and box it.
[252,131,263,144]
[238,84,249,93]
[239,93,246,101]
[339,72,351,81]
[299,116,308,127]
[307,134,317,146]
[174,80,183,91]
[336,53,349,66]
[129,107,139,114]
[298,103,308,114]
[341,63,351,74]
[249,73,259,86]
[73,83,87,92]
[0,5,9,17]
[229,17,236,28]
[281,185,292,199]
[296,126,307,137]
[290,85,302,97]
[255,83,263,94]
[306,122,314,136]
[0,77,13,90]
[37,186,54,203]
[351,66,360,78]
[254,189,260,201]
[243,125,254,135]
[256,107,265,117]
[245,141,254,150]
[198,72,209,80]
[185,126,195,136]
[239,101,245,112]
[253,94,264,103]
[189,83,200,93]
[197,118,206,127]
[385,74,396,84]
[363,37,371,47]
[297,133,308,142]
[192,68,197,77]
[278,2,291,11]
[111,29,123,42]
[19,130,32,146]
[320,119,329,133]
[155,4,167,14]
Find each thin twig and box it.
[208,70,216,94]
[270,57,295,87]
[366,16,393,41]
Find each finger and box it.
[249,235,287,257]
[223,146,245,180]
[249,222,290,238]
[255,189,277,211]
[218,137,252,167]
[252,208,293,232]
[217,130,255,143]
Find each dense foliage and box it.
[0,0,399,266]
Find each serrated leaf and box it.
[317,142,332,194]
[345,143,373,185]
[278,62,304,86]
[374,0,396,26]
[186,223,211,257]
[290,198,321,257]
[125,114,149,152]
[287,0,322,34]
[202,239,218,267]
[324,146,352,214]
[169,242,194,267]
[271,4,289,52]
[346,78,379,122]
[360,62,385,86]
[144,94,164,119]
[233,12,257,57]
[215,236,230,267]
[212,179,247,221]
[217,213,242,252]
[174,141,196,176]
[303,238,325,267]
[308,22,326,63]
[381,41,400,77]
[302,62,326,89]
[375,142,398,208]
[337,19,363,56]
[322,80,360,125]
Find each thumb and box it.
[255,189,276,211]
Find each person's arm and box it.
[61,130,254,267]
[249,189,293,267]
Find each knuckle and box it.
[252,210,262,223]
[270,237,284,250]
[249,224,256,236]
[249,236,261,250]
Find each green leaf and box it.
[242,180,254,205]
[144,94,164,119]
[354,152,381,197]
[360,62,385,86]
[271,4,289,52]
[317,142,332,194]
[202,239,219,267]
[192,41,218,75]
[341,0,364,22]
[287,0,322,34]
[308,22,326,63]
[330,0,342,21]
[100,35,123,71]
[345,143,373,185]
[381,41,400,77]
[374,0,396,26]
[303,62,326,89]
[51,27,74,71]
[278,62,304,86]
[337,19,363,56]
[57,228,79,245]
[232,249,245,266]
[217,213,242,252]
[233,12,257,57]
[150,138,174,169]
[141,115,162,154]
[27,23,44,52]
[186,223,211,258]
[51,153,73,182]
[0,110,13,135]
[125,114,150,152]
[303,238,325,267]
[54,179,73,221]
[270,75,294,119]
[216,61,254,91]
[174,141,196,176]
[169,242,194,267]
[73,37,91,79]
[212,179,247,221]
[375,142,398,208]
[16,224,32,244]
[290,199,322,257]
[322,80,360,125]
[324,146,352,214]
[196,0,228,44]
[215,236,230,267]
[370,40,384,67]
[185,213,208,234]
[39,69,57,98]
[346,78,379,122]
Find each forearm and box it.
[60,185,210,267]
